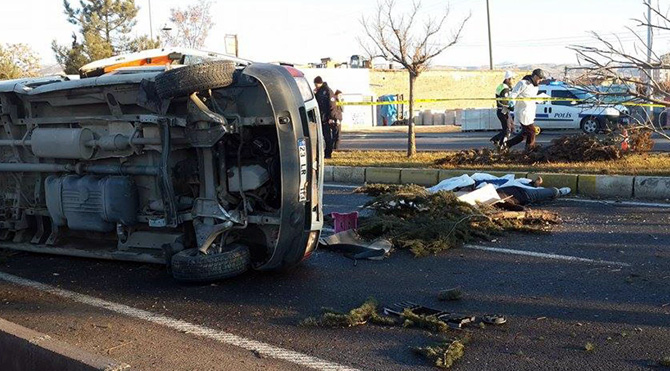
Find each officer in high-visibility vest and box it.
[490,71,516,149]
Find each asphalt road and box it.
[339,130,670,152]
[0,186,669,370]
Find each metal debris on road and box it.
[318,229,392,260]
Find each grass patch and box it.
[327,150,670,176]
[299,298,397,328]
[300,298,479,369]
[660,356,670,367]
[402,309,451,333]
[584,342,595,352]
[414,340,465,369]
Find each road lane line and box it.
[0,271,358,371]
[562,198,670,208]
[464,245,630,266]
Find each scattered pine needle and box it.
[356,184,560,257]
[414,340,465,369]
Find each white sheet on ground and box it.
[471,173,515,182]
[457,184,501,205]
[427,174,475,193]
[428,172,542,193]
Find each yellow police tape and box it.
[337,97,666,108]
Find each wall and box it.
[370,69,528,110]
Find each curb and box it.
[325,165,670,200]
[0,317,129,371]
[400,169,439,186]
[578,175,635,198]
[366,167,402,184]
[634,176,670,199]
[332,166,365,183]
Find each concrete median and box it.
[578,175,634,198]
[527,173,578,190]
[438,169,529,182]
[400,169,439,186]
[365,167,402,184]
[0,317,129,371]
[328,166,670,200]
[332,166,365,183]
[438,169,471,181]
[634,176,670,199]
[324,165,334,183]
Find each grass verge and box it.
[327,151,670,176]
[341,125,460,134]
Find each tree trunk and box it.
[407,72,417,157]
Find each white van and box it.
[513,81,629,134]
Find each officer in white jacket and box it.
[506,68,546,151]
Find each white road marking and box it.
[562,198,670,208]
[0,271,358,371]
[464,245,630,267]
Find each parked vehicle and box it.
[0,48,324,282]
[513,81,629,134]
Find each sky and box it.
[2,0,669,68]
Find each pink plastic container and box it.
[331,211,359,233]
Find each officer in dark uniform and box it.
[314,76,338,158]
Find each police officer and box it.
[507,68,547,151]
[490,71,515,149]
[332,89,344,151]
[314,76,338,158]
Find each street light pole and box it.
[486,0,493,70]
[148,0,154,41]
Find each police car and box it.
[513,81,629,134]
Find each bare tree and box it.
[160,0,214,49]
[568,0,670,141]
[0,43,41,80]
[360,0,470,157]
